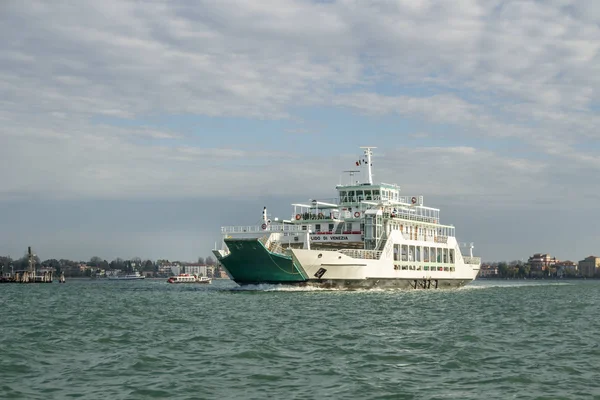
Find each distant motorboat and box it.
[167,274,212,284]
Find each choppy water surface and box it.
[1,279,600,399]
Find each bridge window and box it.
[394,244,400,261]
[424,247,430,262]
[416,246,421,262]
[402,245,408,261]
[409,245,415,261]
[365,190,372,200]
[373,190,380,200]
[340,191,347,203]
[436,248,442,263]
[443,248,448,263]
[356,190,363,202]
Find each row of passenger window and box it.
[339,188,398,203]
[393,265,456,272]
[393,244,455,263]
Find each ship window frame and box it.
[401,245,408,262]
[356,190,364,202]
[424,247,430,262]
[424,266,429,271]
[449,249,454,263]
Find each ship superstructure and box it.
[213,147,480,289]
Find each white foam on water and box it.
[463,281,573,290]
[229,284,340,292]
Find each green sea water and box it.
[1,279,600,399]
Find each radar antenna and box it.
[342,170,360,185]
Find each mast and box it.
[360,146,376,185]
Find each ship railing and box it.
[463,256,481,265]
[221,225,306,234]
[386,212,438,224]
[338,249,382,260]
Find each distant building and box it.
[157,264,172,276]
[555,261,577,277]
[478,265,498,278]
[78,263,92,272]
[527,253,557,271]
[184,264,208,276]
[578,256,600,278]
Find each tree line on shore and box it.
[484,260,579,278]
[0,254,218,278]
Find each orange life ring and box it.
[411,197,417,204]
[295,214,301,220]
[354,211,360,218]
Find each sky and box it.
[2,0,600,263]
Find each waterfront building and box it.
[554,261,577,277]
[478,265,498,278]
[183,264,208,276]
[527,253,557,272]
[578,256,600,278]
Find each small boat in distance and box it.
[106,271,145,280]
[167,274,212,284]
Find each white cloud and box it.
[1,0,600,207]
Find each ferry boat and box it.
[167,274,212,284]
[213,147,481,289]
[106,271,145,280]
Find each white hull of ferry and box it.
[291,249,479,289]
[290,232,480,289]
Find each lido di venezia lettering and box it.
[310,235,350,241]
